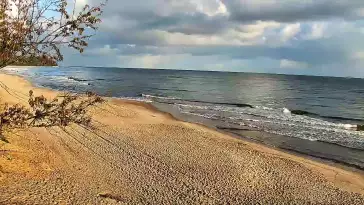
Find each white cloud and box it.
[87,45,119,56]
[119,54,188,68]
[354,8,364,17]
[149,30,254,46]
[280,23,301,43]
[305,22,327,39]
[239,21,281,33]
[192,0,228,16]
[114,20,285,47]
[352,51,364,61]
[138,55,164,68]
[280,59,308,69]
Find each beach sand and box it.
[0,73,364,204]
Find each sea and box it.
[4,66,364,170]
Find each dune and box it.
[0,73,364,204]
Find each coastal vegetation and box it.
[0,0,105,141]
[10,56,57,66]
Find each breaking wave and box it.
[137,93,364,150]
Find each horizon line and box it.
[59,65,364,80]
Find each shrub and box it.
[0,90,104,141]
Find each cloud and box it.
[225,0,364,23]
[59,0,364,77]
[352,51,364,60]
[119,54,188,68]
[280,59,309,69]
[303,22,327,39]
[87,45,119,56]
[280,23,301,43]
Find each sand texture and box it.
[0,73,364,204]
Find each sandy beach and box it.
[0,72,364,204]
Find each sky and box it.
[61,0,364,77]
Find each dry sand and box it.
[0,72,364,204]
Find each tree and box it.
[0,0,106,141]
[12,55,57,66]
[0,0,105,68]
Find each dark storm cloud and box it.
[97,0,364,33]
[84,35,350,67]
[137,13,229,35]
[83,0,364,50]
[225,0,364,23]
[85,0,364,38]
[168,42,348,66]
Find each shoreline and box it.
[3,70,364,181]
[5,68,364,172]
[152,101,364,172]
[3,69,364,174]
[1,71,364,203]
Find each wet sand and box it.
[0,72,364,204]
[153,101,364,171]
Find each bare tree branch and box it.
[0,0,106,68]
[0,90,104,141]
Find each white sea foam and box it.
[176,103,210,110]
[171,100,364,149]
[255,106,274,110]
[141,94,177,100]
[283,108,291,115]
[245,119,260,122]
[113,96,153,103]
[342,124,358,130]
[180,111,218,120]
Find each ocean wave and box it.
[148,87,192,92]
[175,101,363,128]
[181,103,362,129]
[180,111,219,120]
[291,109,317,116]
[113,96,153,103]
[133,93,364,142]
[51,76,69,81]
[68,76,106,82]
[68,76,91,82]
[255,106,274,110]
[323,116,364,123]
[141,94,255,108]
[175,103,210,110]
[172,100,364,148]
[181,99,254,108]
[290,109,364,123]
[141,94,178,100]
